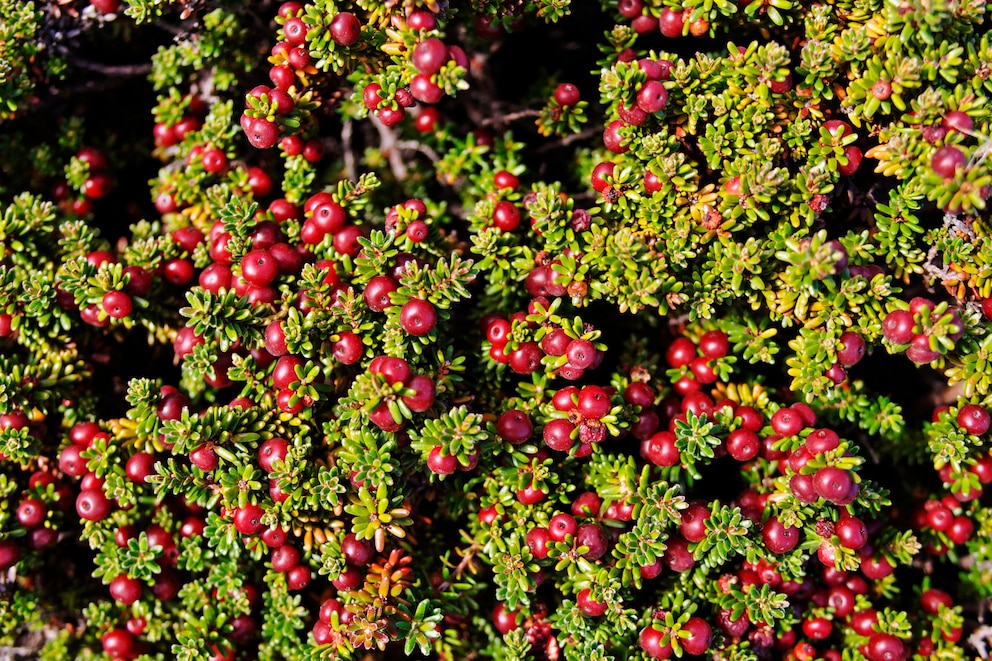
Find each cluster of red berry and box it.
[52,146,112,217]
[882,296,965,364]
[481,292,606,381]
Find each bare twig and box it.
[437,540,481,594]
[67,57,152,77]
[397,139,440,163]
[372,117,408,181]
[535,126,600,153]
[479,108,540,128]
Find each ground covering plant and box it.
[2,0,992,659]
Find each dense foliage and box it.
[2,0,992,659]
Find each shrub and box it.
[1,0,992,659]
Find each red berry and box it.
[566,338,597,369]
[282,17,308,45]
[590,161,615,193]
[414,106,440,132]
[241,250,279,286]
[163,258,195,286]
[679,502,710,543]
[803,616,833,641]
[762,516,800,553]
[234,504,265,535]
[770,408,804,436]
[838,145,863,176]
[866,632,907,661]
[618,0,644,19]
[16,498,45,528]
[813,466,853,503]
[906,333,941,364]
[689,356,717,384]
[882,309,915,344]
[494,170,519,190]
[426,447,457,475]
[110,574,142,605]
[681,617,712,656]
[836,331,865,366]
[835,515,867,549]
[603,119,628,154]
[698,330,729,359]
[958,404,990,436]
[640,624,673,659]
[412,38,449,75]
[543,418,575,452]
[245,117,280,149]
[618,99,647,125]
[493,604,519,634]
[806,428,840,455]
[666,337,696,367]
[860,553,894,579]
[513,478,544,504]
[201,148,227,174]
[492,200,521,231]
[658,7,685,37]
[726,428,760,461]
[554,83,581,107]
[410,74,444,104]
[311,200,346,233]
[402,375,435,413]
[364,275,398,312]
[82,173,112,199]
[125,452,156,483]
[332,331,363,364]
[548,512,578,541]
[287,565,311,590]
[641,430,680,466]
[258,438,290,473]
[920,588,953,615]
[407,10,437,30]
[931,145,967,178]
[948,515,974,544]
[102,290,132,319]
[77,488,111,521]
[636,80,668,113]
[576,523,609,559]
[508,341,543,375]
[497,410,533,444]
[400,298,437,336]
[271,355,303,390]
[370,355,411,385]
[525,526,552,559]
[101,629,134,660]
[329,12,362,46]
[576,588,607,616]
[943,110,974,134]
[123,265,152,296]
[577,385,611,419]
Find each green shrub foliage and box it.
[1,0,992,659]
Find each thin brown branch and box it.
[479,108,540,128]
[372,116,408,181]
[396,139,440,163]
[437,540,480,594]
[68,57,152,77]
[535,126,600,153]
